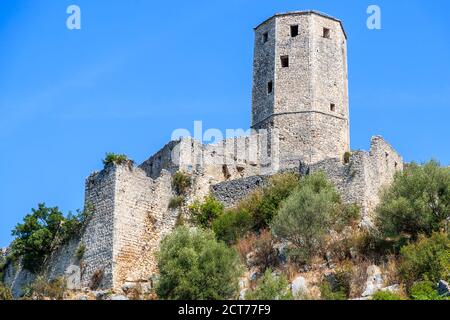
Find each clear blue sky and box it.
[1,0,449,247]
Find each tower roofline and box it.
[254,10,347,39]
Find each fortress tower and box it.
[252,11,350,166]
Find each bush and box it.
[235,231,278,270]
[90,269,104,290]
[76,244,86,261]
[26,276,66,300]
[376,161,450,241]
[319,281,347,300]
[189,195,224,228]
[409,281,443,300]
[168,196,185,209]
[0,283,13,300]
[172,171,192,195]
[241,173,299,229]
[156,226,242,300]
[212,209,253,244]
[103,153,133,167]
[399,233,450,290]
[372,291,405,300]
[245,270,293,300]
[271,172,356,263]
[10,204,90,273]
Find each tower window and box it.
[280,55,289,68]
[330,103,336,112]
[262,32,268,43]
[290,25,299,37]
[267,81,273,94]
[323,28,331,39]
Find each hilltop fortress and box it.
[4,11,403,296]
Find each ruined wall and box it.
[80,166,117,289]
[211,175,269,208]
[309,136,403,225]
[112,166,174,288]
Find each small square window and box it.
[267,81,273,94]
[290,25,299,37]
[262,32,269,43]
[323,28,331,39]
[280,56,289,68]
[330,103,336,112]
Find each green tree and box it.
[156,226,242,300]
[189,195,224,228]
[212,209,253,244]
[399,233,450,290]
[245,270,293,300]
[11,203,89,273]
[376,161,450,241]
[271,172,357,263]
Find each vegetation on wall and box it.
[172,171,192,196]
[156,226,242,300]
[102,153,133,168]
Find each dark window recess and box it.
[267,81,273,94]
[290,25,299,37]
[330,103,336,112]
[281,56,289,68]
[263,32,269,43]
[323,28,331,39]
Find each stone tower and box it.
[252,11,350,167]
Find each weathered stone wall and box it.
[80,166,117,289]
[3,258,36,298]
[112,166,174,288]
[211,175,269,208]
[252,11,350,167]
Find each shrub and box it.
[319,281,347,300]
[90,269,104,290]
[76,244,86,261]
[372,291,405,300]
[156,226,242,300]
[252,230,278,270]
[343,151,351,164]
[189,195,224,228]
[168,196,185,209]
[27,276,67,300]
[10,204,89,273]
[212,209,253,244]
[409,281,443,300]
[271,172,356,263]
[235,231,277,270]
[102,153,133,167]
[245,270,293,300]
[399,233,450,290]
[241,173,299,229]
[172,171,192,195]
[0,283,13,300]
[376,161,450,241]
